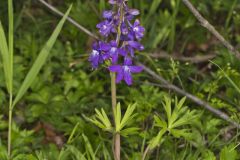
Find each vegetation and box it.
[0,0,240,159]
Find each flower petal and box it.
[118,48,127,56]
[116,70,124,83]
[103,10,113,19]
[99,42,110,51]
[129,9,140,16]
[129,66,143,73]
[128,41,144,50]
[124,57,133,65]
[123,69,132,85]
[109,65,122,72]
[134,19,140,26]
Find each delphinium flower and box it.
[89,0,145,85]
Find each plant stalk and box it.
[8,94,13,159]
[110,72,120,160]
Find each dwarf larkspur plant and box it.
[89,0,145,85]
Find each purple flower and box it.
[125,9,140,20]
[89,42,110,68]
[97,20,113,37]
[128,41,144,50]
[109,57,143,85]
[126,41,144,57]
[103,41,127,63]
[103,41,119,63]
[121,23,129,35]
[128,9,140,16]
[108,0,126,5]
[132,19,145,40]
[103,10,114,19]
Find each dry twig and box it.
[38,0,99,40]
[150,51,216,63]
[182,0,240,59]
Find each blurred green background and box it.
[0,0,240,159]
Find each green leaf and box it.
[171,110,197,128]
[176,96,186,110]
[162,96,172,124]
[8,0,14,94]
[170,129,192,138]
[12,5,72,108]
[86,108,112,132]
[144,0,162,24]
[119,103,136,131]
[120,127,139,137]
[220,145,237,160]
[202,150,216,160]
[82,134,95,160]
[100,108,112,130]
[148,128,166,149]
[65,145,87,160]
[114,103,122,132]
[0,21,11,93]
[154,115,167,129]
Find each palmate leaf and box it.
[86,108,112,132]
[97,108,112,130]
[119,103,137,131]
[162,96,172,124]
[149,96,199,150]
[171,110,198,128]
[12,5,72,108]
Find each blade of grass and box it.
[12,5,72,108]
[0,22,11,93]
[7,0,14,157]
[82,134,96,160]
[144,0,162,25]
[8,0,13,94]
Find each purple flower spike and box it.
[109,57,143,85]
[89,0,145,85]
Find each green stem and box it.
[111,73,117,111]
[110,72,120,160]
[8,94,13,159]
